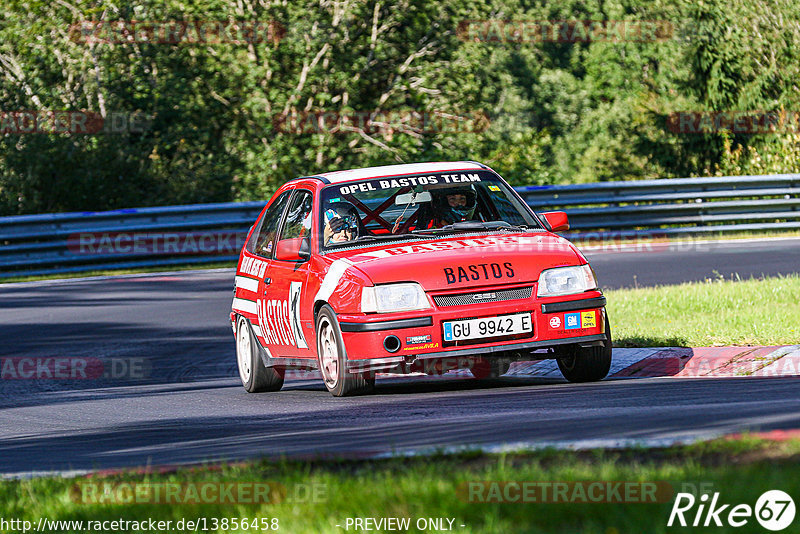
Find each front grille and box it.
[432,286,533,307]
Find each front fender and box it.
[312,258,373,316]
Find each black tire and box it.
[236,316,284,393]
[556,314,613,383]
[316,305,375,397]
[470,356,512,379]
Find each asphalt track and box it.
[1,237,799,476]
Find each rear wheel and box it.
[316,305,375,397]
[236,316,284,392]
[556,315,613,383]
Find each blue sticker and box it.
[443,323,453,341]
[565,312,580,330]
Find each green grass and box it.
[1,438,798,533]
[606,274,800,347]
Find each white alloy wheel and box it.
[235,316,285,393]
[237,317,252,384]
[315,304,375,397]
[318,315,339,390]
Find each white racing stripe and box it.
[232,297,257,315]
[235,275,259,293]
[314,259,355,304]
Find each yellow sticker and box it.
[581,311,597,328]
[488,185,501,192]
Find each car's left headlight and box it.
[537,264,597,297]
[361,283,431,313]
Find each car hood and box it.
[325,232,585,291]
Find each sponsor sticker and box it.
[289,282,308,349]
[338,173,482,196]
[443,323,453,340]
[564,312,580,330]
[256,283,308,349]
[402,342,439,352]
[549,316,561,329]
[443,262,515,284]
[240,256,267,278]
[406,334,432,345]
[581,311,597,329]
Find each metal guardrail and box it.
[1,174,799,278]
[517,174,800,235]
[0,202,266,278]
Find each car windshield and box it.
[319,170,540,250]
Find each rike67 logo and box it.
[668,490,796,531]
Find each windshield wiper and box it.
[350,233,424,243]
[412,221,487,234]
[493,222,540,232]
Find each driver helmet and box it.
[434,186,477,224]
[323,201,360,245]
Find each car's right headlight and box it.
[361,283,431,313]
[537,264,597,297]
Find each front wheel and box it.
[316,305,375,397]
[236,316,284,393]
[556,314,613,383]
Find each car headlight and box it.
[537,264,597,297]
[361,283,431,313]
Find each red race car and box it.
[231,161,611,396]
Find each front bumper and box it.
[337,288,608,369]
[346,333,606,373]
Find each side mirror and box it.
[541,211,570,232]
[275,237,311,262]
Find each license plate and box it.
[443,313,532,342]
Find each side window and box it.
[279,190,313,241]
[246,191,291,257]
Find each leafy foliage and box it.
[1,0,799,214]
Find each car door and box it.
[239,189,292,352]
[260,189,315,360]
